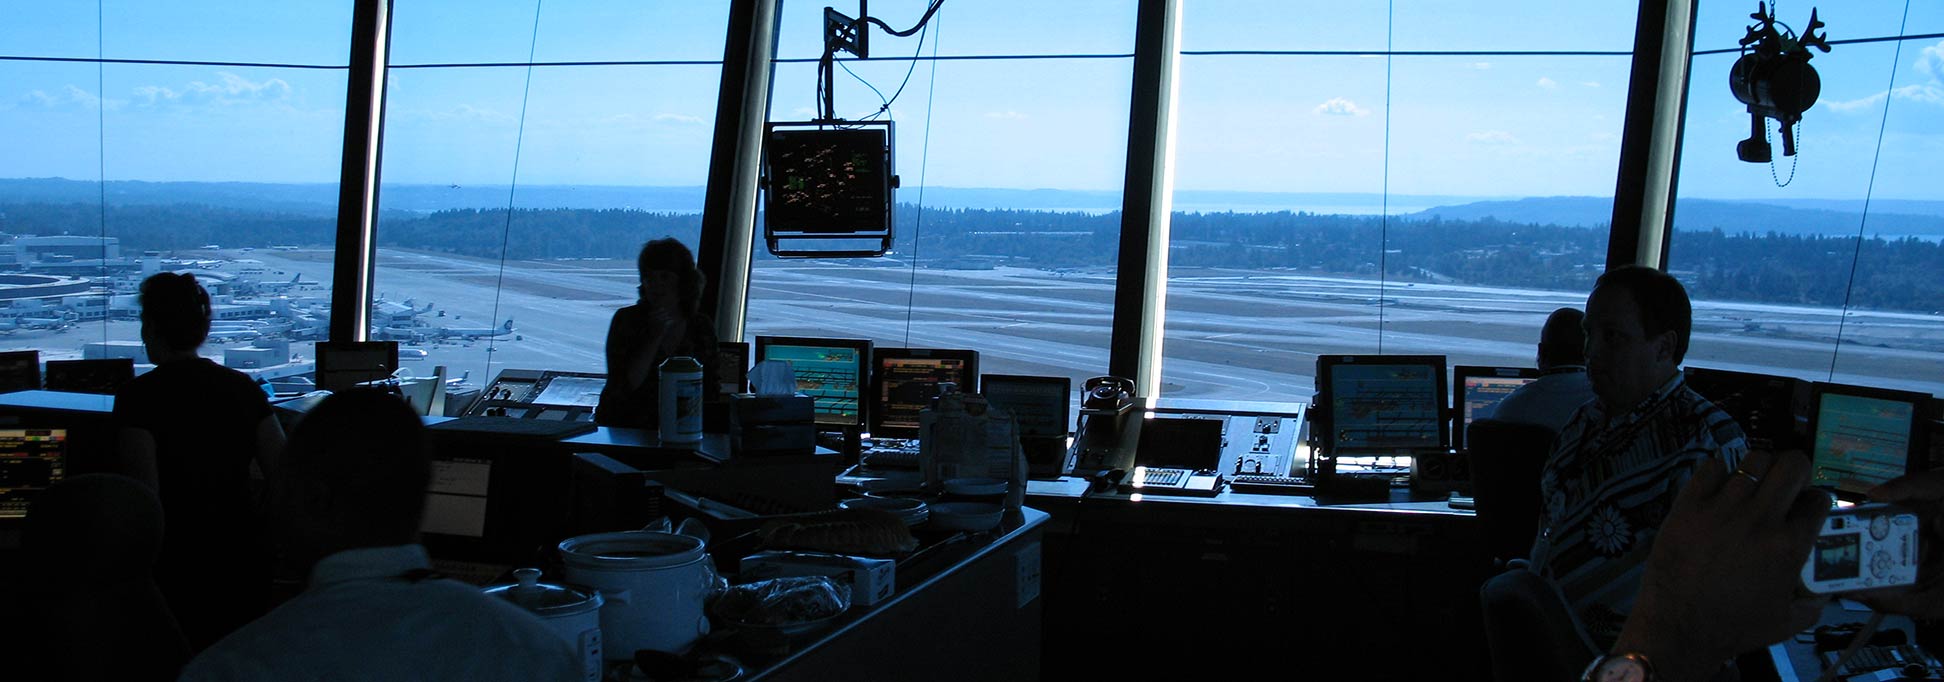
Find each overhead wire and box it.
[485,0,546,376]
[901,5,943,346]
[1827,0,1913,380]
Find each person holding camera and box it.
[1594,455,1944,681]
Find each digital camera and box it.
[1801,503,1921,595]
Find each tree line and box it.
[1,201,1937,313]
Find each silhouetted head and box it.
[1536,307,1587,370]
[139,273,212,356]
[636,238,704,317]
[277,389,431,568]
[1585,266,1691,410]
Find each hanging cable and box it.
[839,17,930,121]
[864,0,944,38]
[901,7,943,346]
[1828,0,1913,380]
[485,0,545,376]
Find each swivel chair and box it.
[17,474,188,681]
[1479,567,1599,681]
[1465,418,1557,566]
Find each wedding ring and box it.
[1732,468,1762,485]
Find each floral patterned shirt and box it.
[1527,372,1747,647]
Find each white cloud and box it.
[1537,77,1558,90]
[1917,40,1944,79]
[1313,97,1369,117]
[1582,81,1602,88]
[186,72,291,101]
[1466,130,1521,145]
[984,110,1028,120]
[651,113,705,124]
[1822,83,1944,112]
[19,85,121,110]
[1470,62,1492,70]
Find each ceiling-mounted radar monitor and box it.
[1730,1,1829,165]
[762,121,898,258]
[761,1,941,259]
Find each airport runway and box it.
[12,249,1938,405]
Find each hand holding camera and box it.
[1855,469,1944,618]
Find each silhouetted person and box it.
[8,474,188,681]
[595,237,719,429]
[1527,266,1746,647]
[1491,307,1594,433]
[113,272,284,651]
[180,390,578,681]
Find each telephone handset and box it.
[1083,376,1135,411]
[1070,375,1140,476]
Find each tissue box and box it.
[730,393,813,423]
[730,394,815,456]
[739,551,896,606]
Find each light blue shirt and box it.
[181,544,581,682]
[1490,367,1595,435]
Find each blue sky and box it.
[0,0,1939,202]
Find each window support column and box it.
[1111,0,1182,402]
[699,0,780,343]
[329,0,393,342]
[1609,0,1698,270]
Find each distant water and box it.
[922,203,1440,216]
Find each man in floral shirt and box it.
[1527,265,1747,647]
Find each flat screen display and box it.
[871,348,977,438]
[756,336,872,428]
[980,374,1071,439]
[1322,355,1446,451]
[0,429,66,519]
[1812,390,1919,497]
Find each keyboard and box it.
[863,441,921,469]
[1140,468,1186,487]
[1826,644,1939,678]
[1229,474,1315,495]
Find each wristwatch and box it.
[1582,652,1656,682]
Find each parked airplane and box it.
[0,316,72,334]
[206,328,262,343]
[438,319,515,340]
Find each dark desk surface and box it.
[735,507,1047,682]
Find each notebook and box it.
[1121,417,1224,496]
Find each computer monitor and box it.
[1809,382,1930,500]
[980,374,1072,439]
[43,358,135,394]
[1452,366,1540,451]
[1134,417,1225,470]
[1684,366,1811,451]
[0,428,67,518]
[0,350,40,392]
[870,347,979,439]
[754,336,872,428]
[716,341,750,396]
[315,341,398,393]
[1316,354,1448,453]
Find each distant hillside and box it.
[3,178,1939,237]
[1408,196,1944,237]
